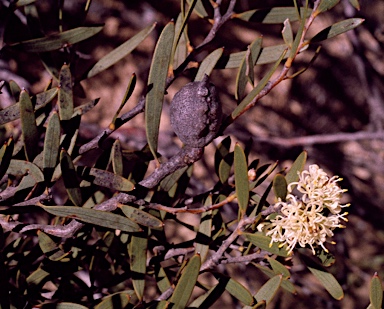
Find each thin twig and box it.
[220,251,267,265]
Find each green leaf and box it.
[348,0,360,10]
[288,3,307,61]
[38,231,66,260]
[173,13,189,68]
[235,37,262,100]
[282,19,293,48]
[77,166,134,192]
[272,174,287,201]
[255,275,282,304]
[145,21,175,161]
[310,18,364,43]
[0,137,14,180]
[155,266,171,293]
[268,258,290,279]
[370,273,383,309]
[285,151,307,187]
[170,254,201,309]
[15,0,37,8]
[58,64,74,121]
[26,268,50,285]
[195,195,213,261]
[87,23,156,78]
[95,292,132,309]
[187,0,209,18]
[316,0,340,14]
[0,88,58,125]
[255,264,296,294]
[111,139,123,176]
[60,149,82,206]
[9,26,103,52]
[214,136,232,183]
[129,232,148,300]
[315,247,336,267]
[173,0,196,52]
[307,266,344,300]
[9,80,21,100]
[7,159,44,182]
[110,74,136,129]
[195,48,224,81]
[19,90,39,161]
[41,205,142,232]
[224,277,254,305]
[244,232,291,257]
[72,98,100,117]
[234,143,249,217]
[120,205,163,229]
[44,304,88,309]
[232,49,287,119]
[234,7,311,24]
[43,112,60,182]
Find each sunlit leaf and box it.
[170,254,201,309]
[235,37,262,100]
[41,205,142,232]
[316,0,340,14]
[255,275,282,304]
[195,48,224,81]
[145,21,175,161]
[95,292,132,309]
[234,143,249,217]
[348,0,360,10]
[19,90,39,161]
[272,174,287,201]
[244,232,291,257]
[120,205,163,229]
[187,0,209,18]
[6,159,44,182]
[43,112,60,182]
[307,266,344,300]
[234,7,311,24]
[0,137,14,180]
[129,232,148,300]
[310,18,364,43]
[58,64,74,121]
[87,23,156,78]
[111,139,123,176]
[370,273,383,309]
[77,166,134,192]
[282,19,293,48]
[195,195,213,261]
[285,151,307,187]
[9,26,103,52]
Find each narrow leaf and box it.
[77,166,134,192]
[195,48,224,81]
[120,205,163,229]
[195,195,213,261]
[58,64,74,121]
[9,80,21,100]
[307,266,344,300]
[60,149,82,206]
[235,7,311,24]
[7,159,44,182]
[43,112,60,182]
[255,275,283,304]
[129,232,148,300]
[310,18,364,43]
[282,19,293,48]
[170,254,201,309]
[0,137,14,180]
[235,37,262,100]
[348,0,360,10]
[224,277,254,305]
[244,232,291,257]
[19,90,39,161]
[370,273,383,309]
[95,292,131,309]
[155,266,171,293]
[268,258,290,279]
[285,151,307,186]
[0,88,58,125]
[272,174,287,201]
[173,0,196,50]
[87,23,156,78]
[232,49,287,119]
[111,139,123,176]
[41,205,141,232]
[234,143,249,217]
[9,26,103,52]
[72,98,100,117]
[187,0,209,18]
[316,0,340,14]
[145,21,175,161]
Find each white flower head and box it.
[258,164,349,255]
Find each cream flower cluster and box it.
[258,165,349,255]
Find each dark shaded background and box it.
[1,0,384,308]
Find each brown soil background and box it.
[1,0,384,308]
